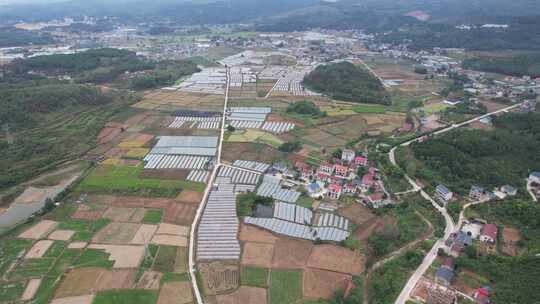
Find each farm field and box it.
[133,90,224,112]
[226,129,284,148]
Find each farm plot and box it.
[271,238,313,269]
[54,267,135,298]
[239,224,278,244]
[241,243,274,268]
[226,129,284,148]
[134,90,224,112]
[77,164,204,197]
[25,240,54,259]
[216,286,267,304]
[199,262,239,295]
[268,269,303,304]
[86,244,145,268]
[51,295,95,304]
[92,222,140,244]
[18,220,58,239]
[157,282,193,304]
[222,143,285,164]
[303,268,351,300]
[103,207,145,222]
[307,244,365,275]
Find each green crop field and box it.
[143,209,164,224]
[76,164,205,196]
[269,269,303,304]
[352,104,388,114]
[241,266,269,288]
[93,289,159,304]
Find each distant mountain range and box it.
[1,0,539,28]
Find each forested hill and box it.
[463,54,540,78]
[303,62,391,105]
[409,112,540,194]
[9,48,200,89]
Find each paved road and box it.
[527,180,538,202]
[188,67,230,304]
[390,102,523,304]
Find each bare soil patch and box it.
[51,295,95,304]
[55,267,103,298]
[136,270,163,289]
[49,230,76,241]
[307,244,365,275]
[25,240,54,258]
[337,204,375,226]
[94,269,136,290]
[131,224,158,245]
[239,224,278,244]
[71,205,105,221]
[156,223,189,236]
[87,244,145,268]
[177,190,203,204]
[271,238,313,269]
[22,278,41,300]
[303,268,351,300]
[502,227,521,256]
[174,247,188,273]
[157,282,193,304]
[68,241,88,249]
[222,142,284,164]
[92,222,140,244]
[241,242,274,268]
[151,235,187,247]
[216,286,267,304]
[199,262,239,295]
[18,220,58,239]
[103,207,145,222]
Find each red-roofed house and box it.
[334,164,349,178]
[480,224,498,244]
[328,183,342,200]
[343,183,357,194]
[354,156,368,167]
[300,167,312,181]
[316,172,331,184]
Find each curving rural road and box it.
[390,102,524,304]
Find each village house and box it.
[469,185,485,200]
[341,149,355,163]
[435,184,453,203]
[435,257,455,286]
[500,185,517,196]
[318,162,334,175]
[327,183,342,200]
[316,172,332,184]
[306,182,324,198]
[473,287,491,304]
[334,164,349,179]
[529,171,540,184]
[479,223,498,244]
[354,155,368,167]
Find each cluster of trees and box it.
[278,141,302,153]
[303,62,391,105]
[129,60,199,90]
[236,192,273,216]
[286,100,325,117]
[411,113,540,194]
[9,48,200,90]
[0,84,115,130]
[456,255,540,303]
[463,54,540,78]
[0,27,54,47]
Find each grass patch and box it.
[93,289,158,304]
[142,209,163,224]
[241,266,269,288]
[44,241,67,258]
[73,249,113,269]
[50,249,81,276]
[58,219,93,231]
[269,269,303,304]
[10,258,55,279]
[0,238,33,274]
[153,246,177,273]
[421,102,451,114]
[296,195,314,209]
[352,104,388,114]
[47,203,77,221]
[227,129,284,148]
[0,281,25,302]
[162,272,190,284]
[76,164,204,197]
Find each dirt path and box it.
[362,211,433,304]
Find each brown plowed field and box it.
[303,268,351,300]
[307,244,365,275]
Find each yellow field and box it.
[126,148,150,159]
[226,129,283,147]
